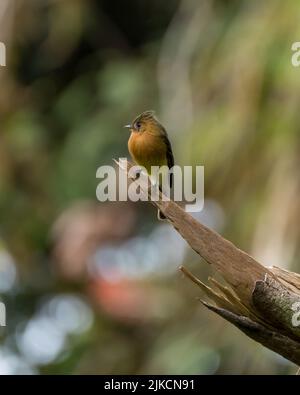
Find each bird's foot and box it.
[149,175,159,188]
[132,168,142,180]
[157,209,166,221]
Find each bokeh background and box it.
[0,0,299,375]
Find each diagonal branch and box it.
[117,160,300,366]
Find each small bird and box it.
[125,110,174,220]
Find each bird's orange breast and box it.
[128,131,167,173]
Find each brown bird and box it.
[125,110,174,220]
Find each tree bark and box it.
[117,160,300,366]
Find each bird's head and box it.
[124,110,160,134]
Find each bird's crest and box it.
[133,110,157,124]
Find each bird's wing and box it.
[162,131,174,188]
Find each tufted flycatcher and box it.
[125,110,174,220]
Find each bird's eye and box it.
[135,121,141,130]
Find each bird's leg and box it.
[149,174,158,187]
[132,167,142,180]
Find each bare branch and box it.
[117,160,300,366]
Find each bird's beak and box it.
[124,124,132,129]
